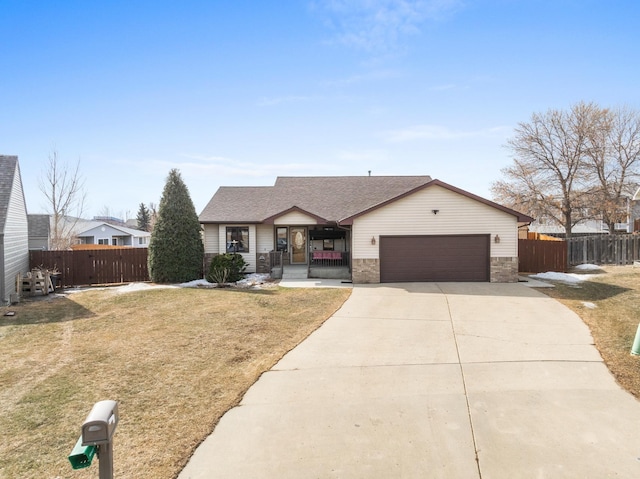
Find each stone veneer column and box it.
[256,252,271,274]
[351,258,380,284]
[490,257,519,283]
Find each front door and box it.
[290,227,307,264]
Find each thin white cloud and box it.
[323,68,402,86]
[384,124,511,142]
[257,95,318,107]
[311,0,463,52]
[174,154,317,178]
[429,83,457,91]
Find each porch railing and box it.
[310,251,349,267]
[270,251,283,268]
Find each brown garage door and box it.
[379,235,490,282]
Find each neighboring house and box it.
[528,219,609,237]
[633,187,640,232]
[27,214,51,250]
[530,189,640,236]
[199,176,533,283]
[0,156,29,303]
[75,221,151,247]
[27,216,151,249]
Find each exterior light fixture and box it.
[371,236,376,245]
[432,209,439,215]
[494,234,500,243]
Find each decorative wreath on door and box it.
[294,231,304,249]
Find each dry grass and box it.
[536,265,640,398]
[0,285,351,479]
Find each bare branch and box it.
[38,150,86,250]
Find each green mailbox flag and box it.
[68,436,96,469]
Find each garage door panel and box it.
[380,235,489,282]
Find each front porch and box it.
[270,253,351,281]
[268,224,351,280]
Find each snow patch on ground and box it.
[178,274,272,290]
[113,283,178,294]
[574,264,603,271]
[529,264,605,285]
[582,302,597,309]
[72,273,277,295]
[235,273,272,288]
[529,271,599,284]
[179,279,216,289]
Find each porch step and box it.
[281,266,308,280]
[281,271,309,279]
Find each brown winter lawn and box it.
[0,284,351,479]
[536,265,640,399]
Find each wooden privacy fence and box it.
[29,248,149,287]
[567,235,640,266]
[518,239,568,273]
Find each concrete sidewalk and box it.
[178,282,640,478]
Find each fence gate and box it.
[518,239,567,273]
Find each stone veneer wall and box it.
[351,258,380,284]
[490,257,519,283]
[256,252,271,274]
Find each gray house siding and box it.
[0,156,29,302]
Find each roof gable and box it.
[339,179,534,224]
[262,206,328,224]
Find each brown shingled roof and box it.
[199,176,433,223]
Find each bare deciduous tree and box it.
[38,150,86,250]
[585,106,640,232]
[492,102,601,237]
[148,202,159,231]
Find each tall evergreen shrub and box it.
[148,169,204,283]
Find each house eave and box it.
[200,220,263,225]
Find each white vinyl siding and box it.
[273,211,318,225]
[256,224,274,254]
[353,185,518,259]
[203,224,219,253]
[2,167,29,302]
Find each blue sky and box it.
[2,0,640,220]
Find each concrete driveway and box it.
[179,282,640,478]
